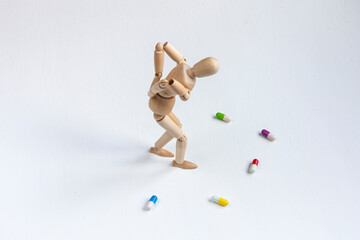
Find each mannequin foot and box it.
[172,160,198,169]
[149,147,174,157]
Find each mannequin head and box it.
[187,57,220,78]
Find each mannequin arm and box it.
[154,43,164,77]
[163,42,186,64]
[169,79,190,101]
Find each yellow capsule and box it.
[210,195,229,206]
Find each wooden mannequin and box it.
[148,42,220,169]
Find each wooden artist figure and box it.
[148,42,220,169]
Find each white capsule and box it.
[145,201,154,210]
[211,195,220,203]
[223,116,231,122]
[249,164,257,173]
[267,133,275,141]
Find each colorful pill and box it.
[249,159,259,174]
[216,112,231,122]
[145,195,158,210]
[261,129,275,141]
[210,195,229,206]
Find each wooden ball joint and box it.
[148,42,220,169]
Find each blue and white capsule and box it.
[145,195,158,210]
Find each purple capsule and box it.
[261,129,275,141]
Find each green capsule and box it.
[216,112,231,122]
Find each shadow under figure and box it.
[148,42,220,169]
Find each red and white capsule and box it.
[249,159,259,174]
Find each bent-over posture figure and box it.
[148,42,219,169]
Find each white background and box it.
[1,0,360,239]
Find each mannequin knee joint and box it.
[154,113,165,121]
[178,135,187,142]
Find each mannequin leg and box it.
[150,112,182,157]
[157,115,197,169]
[155,131,173,149]
[150,131,174,157]
[168,112,182,128]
